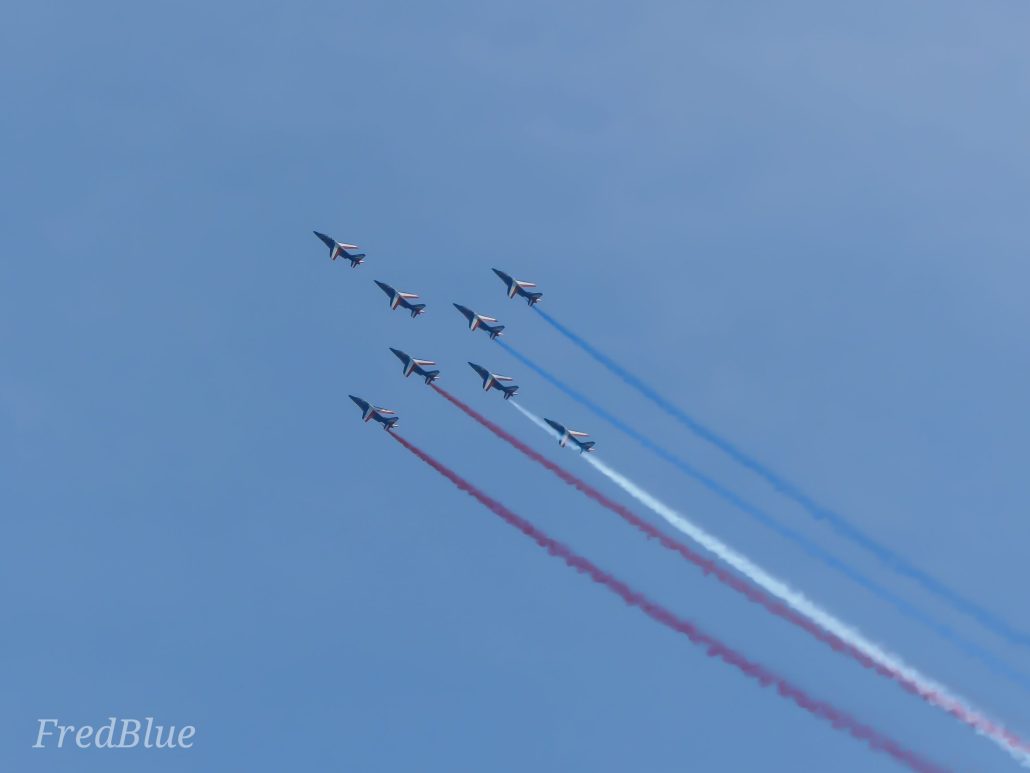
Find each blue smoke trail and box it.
[532,306,1030,650]
[496,337,1030,692]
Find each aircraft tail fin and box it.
[384,416,400,430]
[423,370,440,385]
[525,292,543,306]
[349,253,366,267]
[579,440,596,452]
[487,324,505,339]
[500,384,519,400]
[409,304,427,318]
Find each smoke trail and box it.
[387,430,949,773]
[435,383,1030,761]
[495,337,1030,693]
[448,393,1028,766]
[532,305,1030,650]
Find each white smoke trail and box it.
[509,399,1030,767]
[513,402,559,435]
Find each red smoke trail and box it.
[388,430,947,773]
[430,385,1029,755]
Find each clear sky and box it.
[3,2,1030,771]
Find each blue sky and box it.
[3,2,1030,770]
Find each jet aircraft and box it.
[453,304,505,339]
[468,362,519,400]
[390,348,440,385]
[375,281,426,318]
[544,418,596,453]
[348,395,399,430]
[492,269,542,306]
[313,231,366,267]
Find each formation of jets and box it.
[318,230,594,450]
[453,304,505,339]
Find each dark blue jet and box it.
[453,303,505,339]
[349,395,399,430]
[390,348,440,385]
[313,231,366,267]
[375,281,426,318]
[492,268,542,306]
[468,362,518,400]
[544,418,596,453]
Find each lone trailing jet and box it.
[544,418,596,453]
[313,231,366,267]
[492,269,542,306]
[453,304,505,339]
[468,362,519,400]
[348,395,399,430]
[375,281,426,318]
[390,348,440,385]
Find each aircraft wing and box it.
[568,430,590,437]
[493,375,514,382]
[412,359,436,366]
[374,407,397,415]
[349,395,371,412]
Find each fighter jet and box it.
[492,269,542,306]
[453,304,505,339]
[375,281,426,318]
[313,231,366,267]
[468,362,519,400]
[544,418,596,453]
[348,395,399,430]
[390,348,440,385]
